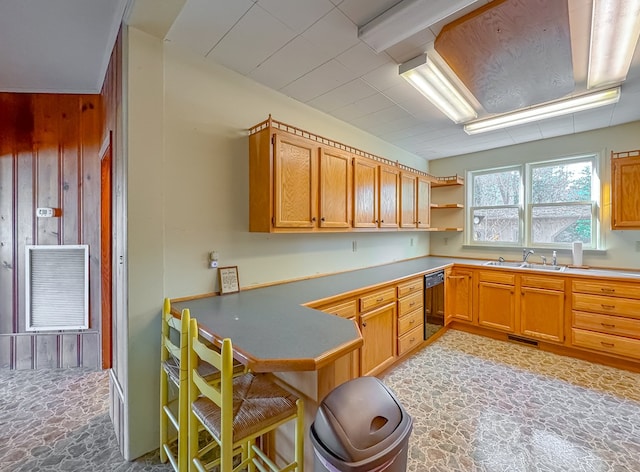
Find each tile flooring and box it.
[1,329,639,471]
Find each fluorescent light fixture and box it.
[400,54,477,123]
[359,0,480,53]
[588,0,640,89]
[463,87,620,134]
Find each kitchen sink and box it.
[520,263,566,272]
[483,260,524,268]
[484,260,566,272]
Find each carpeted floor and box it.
[1,329,639,471]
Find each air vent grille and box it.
[25,245,89,331]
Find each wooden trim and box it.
[248,115,445,181]
[100,131,112,369]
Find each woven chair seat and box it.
[163,356,221,386]
[192,372,298,443]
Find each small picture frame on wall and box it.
[218,266,240,295]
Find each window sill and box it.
[461,244,607,255]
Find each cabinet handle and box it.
[418,221,421,224]
[410,337,416,342]
[409,301,415,307]
[311,217,316,222]
[600,288,615,293]
[601,323,616,328]
[381,219,384,223]
[600,341,615,347]
[320,217,325,221]
[376,297,384,302]
[409,286,414,291]
[409,319,415,324]
[362,322,367,327]
[601,304,615,309]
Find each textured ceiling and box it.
[2,0,639,160]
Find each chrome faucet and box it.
[522,249,535,262]
[540,255,547,266]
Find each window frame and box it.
[466,154,601,249]
[467,165,523,247]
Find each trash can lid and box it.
[311,376,410,462]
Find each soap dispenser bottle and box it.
[552,250,557,266]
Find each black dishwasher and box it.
[424,271,445,340]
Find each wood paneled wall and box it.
[0,92,102,369]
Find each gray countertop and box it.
[172,256,456,372]
[173,255,640,373]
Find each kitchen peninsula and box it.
[173,255,640,469]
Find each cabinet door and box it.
[400,173,417,228]
[379,165,399,228]
[273,133,317,228]
[478,282,516,332]
[319,147,352,228]
[520,287,564,343]
[445,268,473,323]
[416,176,431,229]
[612,155,640,229]
[353,158,378,228]
[360,302,396,375]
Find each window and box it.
[468,155,600,248]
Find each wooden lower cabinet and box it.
[445,268,473,323]
[360,301,396,376]
[397,277,424,357]
[477,272,516,332]
[520,275,565,343]
[317,299,359,381]
[571,278,640,361]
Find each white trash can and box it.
[310,377,413,472]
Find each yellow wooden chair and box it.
[160,299,231,471]
[187,314,304,472]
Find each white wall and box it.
[124,27,431,458]
[161,41,430,295]
[428,121,640,270]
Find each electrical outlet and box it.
[209,260,218,268]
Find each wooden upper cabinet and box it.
[249,116,458,233]
[417,176,431,229]
[273,132,318,228]
[353,158,378,228]
[400,172,417,228]
[611,152,640,229]
[379,165,399,228]
[319,147,352,228]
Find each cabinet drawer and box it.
[397,325,423,357]
[572,328,640,360]
[360,287,396,312]
[521,275,565,291]
[398,291,423,316]
[398,309,423,336]
[572,279,640,299]
[572,311,640,340]
[397,277,423,298]
[320,299,357,319]
[572,293,640,319]
[478,270,516,285]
